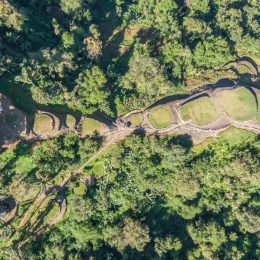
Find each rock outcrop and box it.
[0,94,27,147]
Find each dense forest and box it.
[0,0,259,115]
[0,0,260,259]
[0,131,259,259]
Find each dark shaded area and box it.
[167,134,193,152]
[0,196,16,216]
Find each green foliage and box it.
[69,66,109,113]
[62,32,75,49]
[116,44,173,113]
[126,0,180,39]
[187,221,227,259]
[183,16,212,38]
[154,236,182,257]
[188,0,210,14]
[1,132,259,258]
[161,41,194,79]
[60,0,83,14]
[108,219,150,252]
[14,156,36,175]
[0,1,26,31]
[12,133,259,258]
[193,36,233,69]
[216,7,243,42]
[0,0,258,115]
[0,0,260,258]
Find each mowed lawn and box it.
[81,118,106,137]
[180,96,219,126]
[33,114,53,135]
[216,87,256,121]
[148,106,173,129]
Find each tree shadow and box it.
[10,1,59,52]
[167,134,193,153]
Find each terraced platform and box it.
[1,84,260,150]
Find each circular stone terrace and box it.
[122,85,260,136]
[1,84,260,149]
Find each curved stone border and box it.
[2,84,260,152]
[77,116,111,137]
[224,60,258,76]
[211,86,259,123]
[139,85,260,132]
[124,112,144,129]
[33,111,60,138]
[143,105,177,131]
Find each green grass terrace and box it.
[127,113,143,128]
[215,87,257,121]
[180,96,220,126]
[33,114,54,136]
[148,106,173,129]
[80,118,107,137]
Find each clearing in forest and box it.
[73,182,86,196]
[80,118,106,137]
[180,96,219,126]
[33,114,54,136]
[215,87,256,121]
[148,106,173,129]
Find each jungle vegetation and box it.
[0,0,259,259]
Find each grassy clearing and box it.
[216,87,256,121]
[235,64,252,74]
[148,106,173,129]
[66,115,76,129]
[91,161,104,176]
[180,96,219,126]
[33,114,53,135]
[240,54,260,68]
[53,174,63,185]
[73,183,86,196]
[84,160,105,177]
[192,127,257,154]
[218,127,257,145]
[127,113,142,127]
[81,118,106,137]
